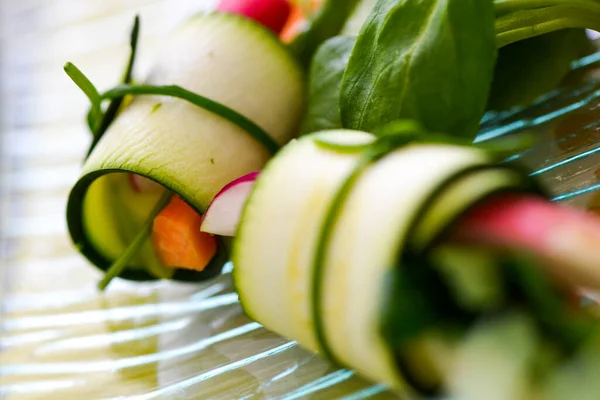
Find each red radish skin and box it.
[454,194,600,290]
[217,0,292,35]
[201,172,259,236]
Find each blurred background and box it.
[2,1,600,399]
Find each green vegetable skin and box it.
[233,130,533,391]
[67,12,304,281]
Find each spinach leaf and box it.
[341,0,377,35]
[488,29,592,110]
[300,36,355,136]
[289,0,361,68]
[339,0,497,139]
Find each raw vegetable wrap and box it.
[233,129,600,398]
[67,11,304,282]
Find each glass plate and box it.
[2,1,600,398]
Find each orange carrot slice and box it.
[152,196,217,271]
[280,4,306,43]
[280,0,323,43]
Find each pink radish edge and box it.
[200,171,260,237]
[128,174,164,193]
[454,194,600,291]
[217,0,292,35]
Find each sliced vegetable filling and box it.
[233,129,600,399]
[66,9,304,286]
[152,196,218,272]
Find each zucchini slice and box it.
[233,129,535,391]
[319,144,525,389]
[67,12,305,282]
[234,130,374,352]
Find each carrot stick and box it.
[280,0,323,43]
[152,196,218,271]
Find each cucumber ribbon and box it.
[65,14,294,286]
[233,126,600,398]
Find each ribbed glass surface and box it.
[1,1,600,398]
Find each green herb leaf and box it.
[488,29,591,110]
[503,255,597,352]
[300,36,355,136]
[100,84,279,154]
[341,0,377,35]
[380,267,442,346]
[123,15,140,84]
[340,0,497,139]
[87,15,140,153]
[64,62,103,130]
[98,190,172,290]
[289,0,361,68]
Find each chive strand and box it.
[101,84,280,154]
[64,62,103,130]
[97,190,172,290]
[123,15,140,84]
[495,5,600,47]
[497,17,600,48]
[86,15,141,156]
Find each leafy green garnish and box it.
[100,84,279,154]
[289,0,361,68]
[503,255,597,352]
[98,190,172,290]
[81,16,140,136]
[122,15,140,84]
[488,29,591,110]
[64,16,278,157]
[339,0,497,139]
[64,62,103,131]
[300,36,355,136]
[65,70,279,157]
[88,15,140,140]
[431,246,505,312]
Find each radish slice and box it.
[217,0,292,35]
[128,174,164,193]
[454,194,600,290]
[200,172,259,236]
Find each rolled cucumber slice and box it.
[67,11,305,282]
[319,145,518,389]
[233,129,534,392]
[234,130,374,352]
